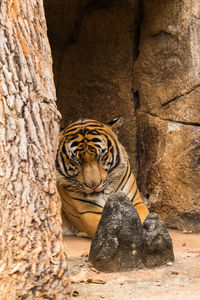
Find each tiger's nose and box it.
[86,181,101,190]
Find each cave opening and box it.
[44,0,142,172]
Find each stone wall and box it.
[134,1,200,231]
[44,0,200,231]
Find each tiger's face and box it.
[56,118,127,194]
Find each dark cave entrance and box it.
[44,0,142,172]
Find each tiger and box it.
[56,118,149,238]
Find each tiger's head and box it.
[56,118,128,194]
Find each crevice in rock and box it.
[133,0,143,61]
[161,83,200,108]
[150,30,179,41]
[133,90,140,110]
[131,0,142,112]
[139,111,200,127]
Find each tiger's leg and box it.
[133,189,149,223]
[122,173,149,223]
[126,174,149,223]
[57,183,102,238]
[61,211,78,236]
[79,213,101,238]
[134,202,149,223]
[57,184,87,236]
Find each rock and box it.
[133,1,200,113]
[142,213,174,268]
[89,192,144,272]
[137,112,200,232]
[134,1,200,230]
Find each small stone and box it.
[171,270,179,275]
[89,192,143,272]
[79,263,84,267]
[166,262,173,266]
[81,252,88,257]
[70,280,75,284]
[90,267,100,274]
[72,290,79,297]
[142,213,174,268]
[86,279,106,284]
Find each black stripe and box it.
[61,142,68,157]
[103,135,115,173]
[126,179,136,196]
[134,201,144,207]
[71,141,81,147]
[55,154,60,170]
[60,153,70,177]
[67,133,80,140]
[72,197,104,209]
[61,195,80,218]
[113,139,120,168]
[65,121,103,133]
[65,128,104,139]
[121,169,132,191]
[72,120,103,127]
[56,149,70,178]
[63,126,79,135]
[62,210,79,219]
[88,137,102,143]
[79,211,102,215]
[131,189,138,202]
[108,138,120,173]
[114,163,129,192]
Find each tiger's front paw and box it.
[77,232,90,238]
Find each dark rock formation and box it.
[142,213,174,268]
[89,192,144,272]
[89,192,174,272]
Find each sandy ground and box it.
[63,230,200,300]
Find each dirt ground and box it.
[63,230,200,300]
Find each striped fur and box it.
[56,118,149,238]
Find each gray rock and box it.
[89,192,144,272]
[142,213,174,268]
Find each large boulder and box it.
[89,192,144,272]
[89,192,174,272]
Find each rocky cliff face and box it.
[134,1,200,230]
[44,0,200,231]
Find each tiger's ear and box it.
[107,117,123,133]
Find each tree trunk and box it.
[0,1,69,298]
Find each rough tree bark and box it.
[0,0,69,298]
